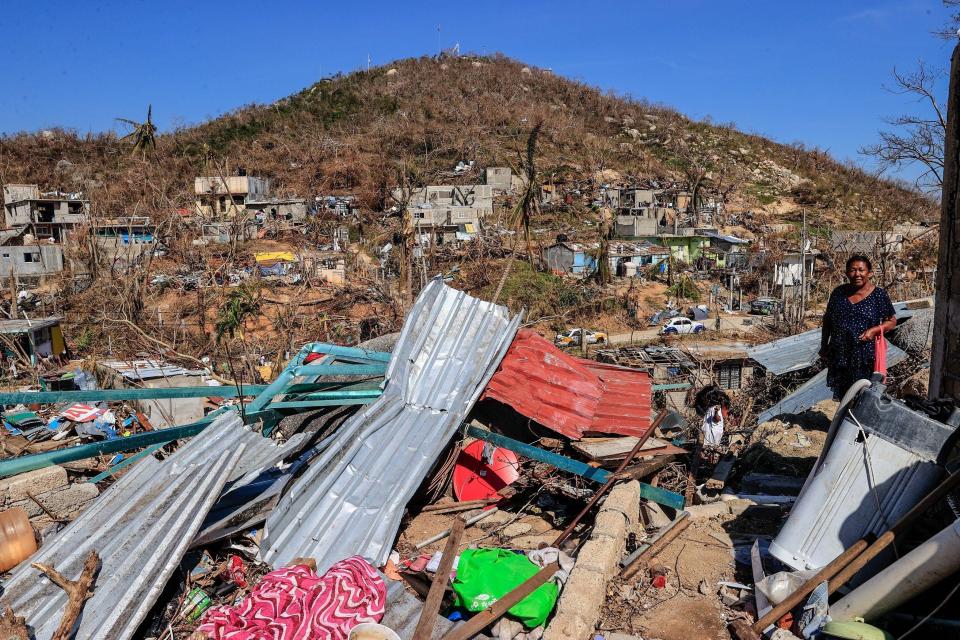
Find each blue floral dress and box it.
[824,285,895,399]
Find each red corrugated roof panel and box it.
[481,329,652,440]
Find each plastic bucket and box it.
[0,507,37,571]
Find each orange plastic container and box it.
[0,507,37,572]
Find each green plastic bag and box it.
[451,548,559,629]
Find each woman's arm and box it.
[859,289,897,341]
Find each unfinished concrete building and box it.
[395,184,494,245]
[247,197,308,225]
[194,176,271,218]
[2,184,89,242]
[92,217,157,264]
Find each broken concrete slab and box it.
[0,466,68,505]
[686,502,732,519]
[9,482,99,520]
[543,481,640,640]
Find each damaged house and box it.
[395,184,494,245]
[2,184,89,243]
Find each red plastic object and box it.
[481,329,652,440]
[453,440,520,502]
[228,554,247,588]
[652,574,667,589]
[304,352,324,364]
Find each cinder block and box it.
[686,502,731,519]
[592,510,627,548]
[8,482,99,521]
[600,480,641,525]
[575,538,623,580]
[0,466,68,505]
[544,570,607,640]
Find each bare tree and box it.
[861,62,946,192]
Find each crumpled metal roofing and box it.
[756,344,908,423]
[0,411,305,640]
[261,278,521,571]
[481,329,652,439]
[100,358,207,380]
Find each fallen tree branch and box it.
[102,318,234,385]
[31,550,100,640]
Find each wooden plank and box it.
[572,436,686,466]
[412,517,464,640]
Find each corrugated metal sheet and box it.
[747,329,824,376]
[0,412,305,640]
[481,329,652,439]
[756,344,908,423]
[261,279,521,572]
[100,358,207,380]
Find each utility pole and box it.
[931,42,960,402]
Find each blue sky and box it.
[0,1,953,184]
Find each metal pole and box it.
[553,411,667,547]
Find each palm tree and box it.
[116,105,158,156]
[511,121,542,266]
[492,122,542,303]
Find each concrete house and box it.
[397,184,494,245]
[0,227,64,282]
[247,197,308,225]
[652,234,712,263]
[194,176,271,218]
[544,241,598,276]
[93,217,156,263]
[615,211,660,237]
[485,167,521,193]
[2,184,89,242]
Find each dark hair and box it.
[846,255,872,272]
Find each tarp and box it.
[254,251,296,264]
[481,329,652,440]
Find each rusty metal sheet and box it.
[481,329,651,439]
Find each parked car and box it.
[554,328,608,346]
[750,297,782,315]
[660,317,706,335]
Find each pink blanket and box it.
[197,556,386,639]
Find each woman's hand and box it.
[858,327,878,342]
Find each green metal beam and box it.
[267,398,377,409]
[465,425,685,510]
[293,364,387,377]
[0,412,225,479]
[651,383,692,391]
[0,386,270,405]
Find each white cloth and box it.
[702,405,724,447]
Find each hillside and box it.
[0,54,937,225]
[0,54,940,364]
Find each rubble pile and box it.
[0,281,955,640]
